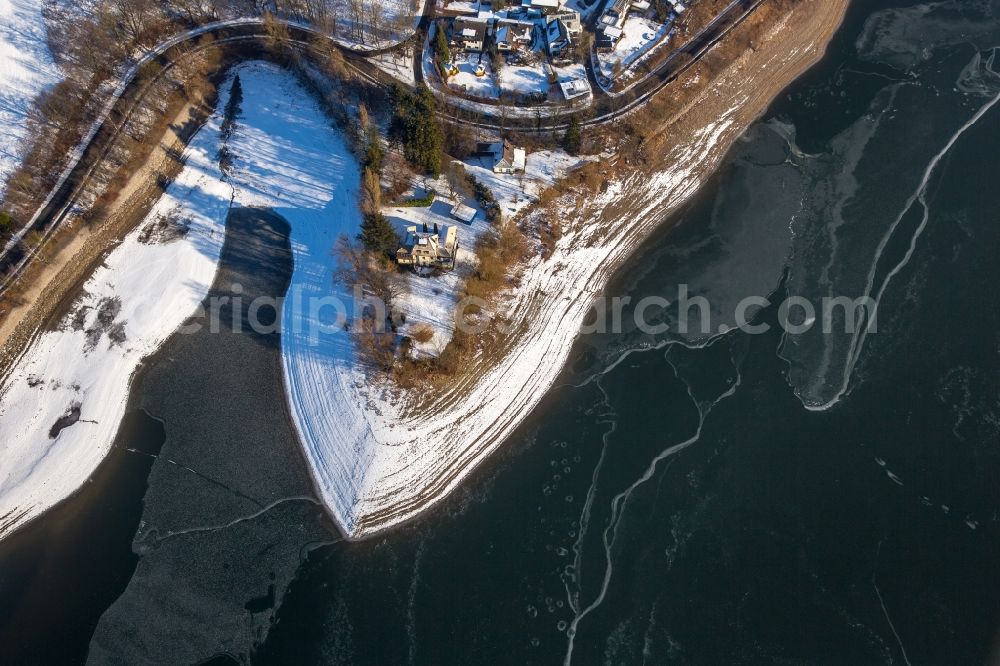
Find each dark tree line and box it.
[389,83,444,177]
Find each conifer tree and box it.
[389,84,444,176]
[358,212,400,257]
[563,115,582,156]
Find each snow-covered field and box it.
[499,62,549,98]
[0,62,361,536]
[0,0,62,194]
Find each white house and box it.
[521,0,560,13]
[396,224,460,269]
[559,77,590,100]
[496,20,534,51]
[493,140,526,174]
[450,202,478,223]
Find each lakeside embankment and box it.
[0,0,850,545]
[335,0,853,539]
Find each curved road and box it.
[0,0,766,296]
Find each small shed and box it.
[451,202,478,224]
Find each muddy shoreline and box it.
[0,0,851,545]
[344,0,854,538]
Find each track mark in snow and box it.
[141,496,325,545]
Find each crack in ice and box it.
[563,345,742,665]
[805,80,1000,412]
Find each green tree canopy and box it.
[563,115,582,156]
[563,116,582,155]
[389,84,444,176]
[434,25,450,64]
[358,211,400,258]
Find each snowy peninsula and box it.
[0,0,846,540]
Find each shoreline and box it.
[0,0,851,544]
[330,0,853,540]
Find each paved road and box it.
[0,1,766,293]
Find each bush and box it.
[398,190,436,207]
[410,323,435,344]
[465,172,501,223]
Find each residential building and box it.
[545,18,572,56]
[521,0,560,14]
[496,19,535,51]
[548,10,582,33]
[493,140,527,173]
[396,224,460,269]
[559,76,590,100]
[437,0,480,16]
[452,18,489,51]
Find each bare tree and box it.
[110,0,157,44]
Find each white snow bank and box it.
[0,0,62,194]
[0,67,234,535]
[0,61,360,536]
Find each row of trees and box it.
[357,106,401,258]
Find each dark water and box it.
[4,0,1000,663]
[0,410,163,664]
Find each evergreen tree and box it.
[434,25,450,64]
[389,84,444,176]
[563,115,582,156]
[358,211,400,257]
[0,211,12,237]
[363,126,384,173]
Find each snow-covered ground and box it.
[368,50,415,85]
[0,0,62,195]
[381,147,589,356]
[0,57,752,544]
[0,61,361,536]
[464,149,590,219]
[0,66,233,535]
[551,62,592,102]
[383,180,490,356]
[331,0,423,51]
[499,61,549,98]
[449,53,499,99]
[597,14,671,80]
